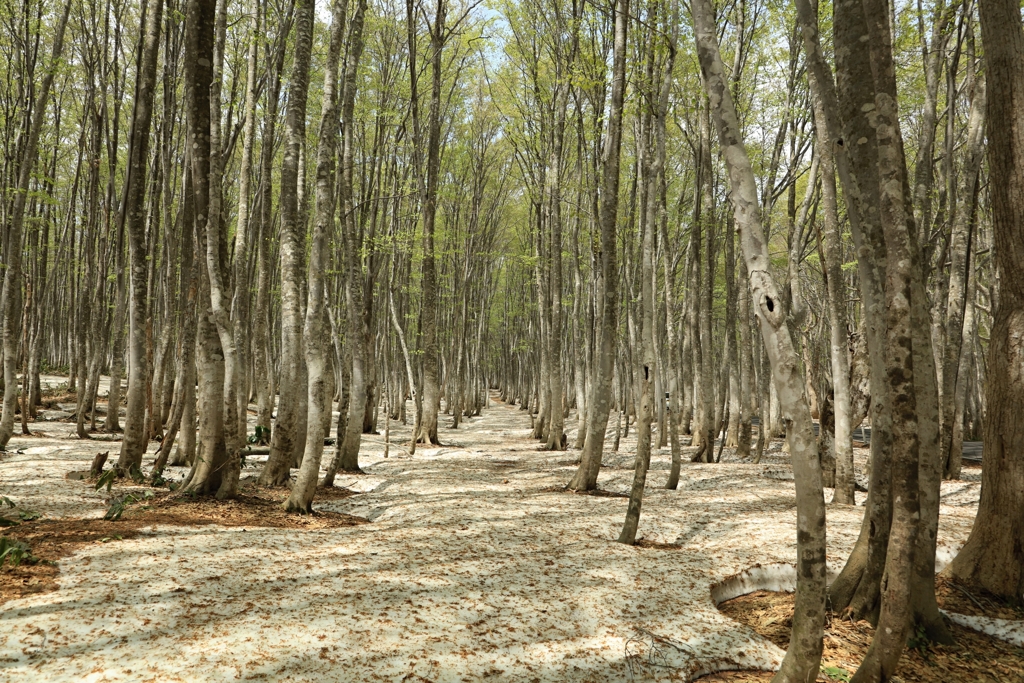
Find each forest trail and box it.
[0,394,981,682]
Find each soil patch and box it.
[113,484,367,529]
[1,519,144,605]
[633,539,683,550]
[2,487,366,606]
[708,589,1024,683]
[935,575,1024,621]
[694,672,787,682]
[540,484,629,498]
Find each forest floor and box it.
[0,380,994,682]
[710,579,1024,683]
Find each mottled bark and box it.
[946,0,1024,602]
[689,1,827,679]
[116,0,163,475]
[260,0,315,485]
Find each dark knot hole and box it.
[765,296,775,312]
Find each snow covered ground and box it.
[0,390,983,682]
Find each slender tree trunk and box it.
[324,0,370,481]
[736,255,753,458]
[252,9,289,444]
[939,78,985,480]
[287,0,352,510]
[566,0,628,491]
[230,7,261,448]
[809,85,854,504]
[0,0,72,449]
[412,0,446,446]
[116,0,164,475]
[689,1,827,680]
[691,99,716,463]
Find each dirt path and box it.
[0,394,981,682]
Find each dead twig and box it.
[951,581,987,612]
[625,627,697,680]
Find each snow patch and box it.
[943,611,1024,647]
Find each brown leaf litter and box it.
[0,385,991,682]
[706,589,1024,683]
[2,485,366,606]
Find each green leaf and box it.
[95,469,117,492]
[0,536,35,567]
[821,666,851,682]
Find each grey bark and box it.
[689,1,827,679]
[566,0,628,491]
[287,0,352,510]
[116,0,164,475]
[0,0,72,449]
[260,0,315,485]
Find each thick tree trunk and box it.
[181,0,234,498]
[946,0,1024,603]
[260,0,315,485]
[797,0,895,627]
[846,0,940,671]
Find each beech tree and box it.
[946,0,1024,604]
[1,0,1017,674]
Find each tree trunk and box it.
[796,0,895,627]
[689,1,827,680]
[287,0,354,511]
[116,0,163,476]
[566,0,628,491]
[939,78,985,481]
[324,0,370,481]
[230,6,261,449]
[260,0,315,485]
[0,0,72,449]
[179,0,235,498]
[809,83,854,504]
[946,0,1024,603]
